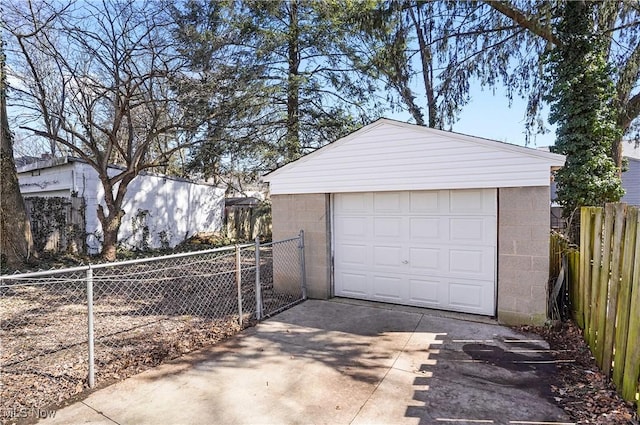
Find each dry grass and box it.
[0,249,302,424]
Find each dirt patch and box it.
[1,245,303,425]
[1,319,242,425]
[518,321,638,425]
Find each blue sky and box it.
[390,82,557,149]
[455,86,556,148]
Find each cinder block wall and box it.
[497,186,551,325]
[271,194,331,299]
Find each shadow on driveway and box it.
[41,299,573,425]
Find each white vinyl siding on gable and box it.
[264,120,566,195]
[622,158,640,206]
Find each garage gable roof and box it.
[263,118,565,195]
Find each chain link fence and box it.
[0,232,306,419]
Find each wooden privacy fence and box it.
[225,202,272,241]
[573,204,640,410]
[24,196,86,253]
[549,232,579,320]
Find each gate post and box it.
[255,236,262,320]
[236,245,243,327]
[86,265,95,388]
[298,230,307,299]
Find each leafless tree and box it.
[1,32,35,269]
[6,0,199,260]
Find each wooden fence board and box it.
[568,250,581,321]
[613,207,638,388]
[225,205,272,241]
[592,206,608,356]
[601,203,627,376]
[622,210,640,403]
[550,234,558,278]
[578,208,590,328]
[24,196,86,253]
[582,208,602,346]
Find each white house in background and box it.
[548,140,640,218]
[17,156,225,254]
[622,140,640,206]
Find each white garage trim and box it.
[332,189,497,315]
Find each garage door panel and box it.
[450,189,484,213]
[408,278,441,304]
[336,272,369,296]
[449,249,484,274]
[409,217,442,240]
[337,192,369,212]
[408,247,440,270]
[372,275,403,301]
[448,247,494,277]
[374,217,403,238]
[409,191,441,213]
[338,243,368,266]
[374,192,402,212]
[449,217,487,242]
[449,188,496,214]
[449,282,483,308]
[336,216,369,238]
[334,189,496,316]
[448,279,494,314]
[373,245,403,268]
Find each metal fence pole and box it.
[298,230,307,300]
[255,236,262,321]
[86,265,95,388]
[236,245,243,327]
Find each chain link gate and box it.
[0,232,306,419]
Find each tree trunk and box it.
[409,3,438,128]
[1,42,35,269]
[96,171,132,261]
[101,225,118,262]
[612,136,623,176]
[286,0,301,161]
[97,204,124,261]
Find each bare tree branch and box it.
[484,1,559,46]
[6,0,196,260]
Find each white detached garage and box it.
[264,119,565,325]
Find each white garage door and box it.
[333,189,496,315]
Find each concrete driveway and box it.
[41,300,573,425]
